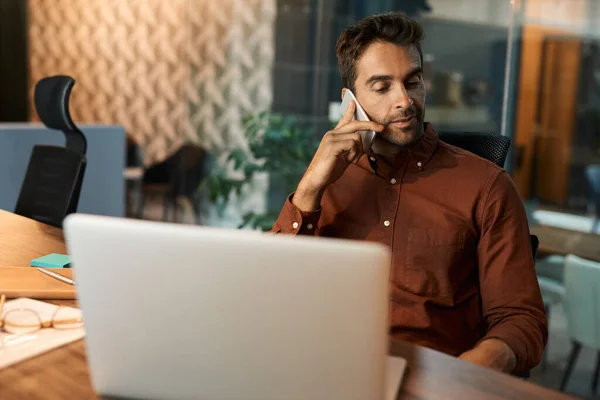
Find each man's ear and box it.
[341,88,347,100]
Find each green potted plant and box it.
[207,112,319,230]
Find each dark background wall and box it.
[0,0,29,122]
[419,17,508,134]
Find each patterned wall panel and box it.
[28,0,277,167]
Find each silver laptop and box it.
[64,214,405,400]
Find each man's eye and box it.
[407,81,420,88]
[375,86,389,93]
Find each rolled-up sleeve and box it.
[476,170,548,373]
[270,193,321,236]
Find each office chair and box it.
[437,131,511,169]
[14,76,87,228]
[125,136,145,217]
[139,143,211,224]
[559,255,600,393]
[530,234,539,260]
[535,164,600,375]
[586,165,600,233]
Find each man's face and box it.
[350,41,426,147]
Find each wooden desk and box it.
[0,209,66,267]
[532,224,600,262]
[0,211,575,400]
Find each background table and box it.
[532,224,600,262]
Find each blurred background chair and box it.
[560,255,600,393]
[586,165,600,234]
[138,143,211,224]
[125,136,145,217]
[14,75,87,227]
[530,165,600,336]
[529,165,600,373]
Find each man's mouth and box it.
[392,116,415,123]
[390,115,417,127]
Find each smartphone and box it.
[339,89,376,151]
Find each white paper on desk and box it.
[0,298,85,369]
[386,356,407,400]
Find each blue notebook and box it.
[31,253,71,269]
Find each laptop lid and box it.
[64,214,391,400]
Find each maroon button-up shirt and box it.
[272,124,547,372]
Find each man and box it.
[271,11,547,374]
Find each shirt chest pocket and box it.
[403,228,466,297]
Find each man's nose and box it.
[394,86,413,109]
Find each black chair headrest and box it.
[438,131,511,169]
[34,75,87,155]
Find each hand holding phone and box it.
[339,90,377,151]
[292,95,384,212]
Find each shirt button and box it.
[383,220,391,227]
[417,161,422,168]
[307,223,314,230]
[292,222,299,229]
[390,178,397,185]
[370,156,376,162]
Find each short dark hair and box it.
[335,12,425,91]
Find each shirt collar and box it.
[358,123,439,178]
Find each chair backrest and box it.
[143,143,210,198]
[438,131,511,169]
[564,254,600,348]
[168,144,209,192]
[586,165,600,232]
[126,136,144,168]
[530,234,539,260]
[14,76,87,227]
[34,76,87,154]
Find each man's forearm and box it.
[293,181,324,213]
[458,339,517,373]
